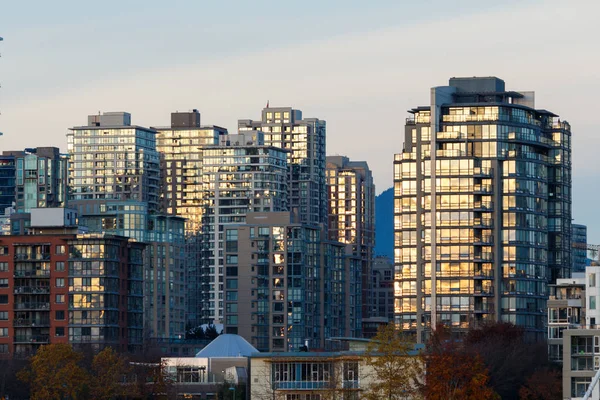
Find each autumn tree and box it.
[465,322,550,399]
[363,323,422,400]
[518,367,562,400]
[17,343,90,400]
[422,327,499,400]
[90,346,131,400]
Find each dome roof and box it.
[195,334,258,358]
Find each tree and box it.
[518,367,562,400]
[363,323,422,400]
[465,322,550,399]
[90,347,131,400]
[422,327,499,400]
[204,324,220,340]
[17,343,90,400]
[0,357,29,400]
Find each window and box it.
[0,262,7,272]
[0,344,7,354]
[0,328,8,337]
[56,294,65,304]
[55,327,65,337]
[226,292,238,301]
[590,273,596,287]
[0,295,7,304]
[0,311,7,320]
[0,278,7,288]
[226,279,238,289]
[55,310,65,320]
[56,245,66,255]
[0,246,8,256]
[56,261,65,272]
[56,278,65,288]
[591,296,596,310]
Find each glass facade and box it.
[326,156,375,321]
[238,107,327,226]
[222,212,361,352]
[67,114,160,214]
[572,224,587,273]
[200,142,288,323]
[154,112,228,328]
[394,77,572,342]
[0,156,15,215]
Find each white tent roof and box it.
[195,334,258,358]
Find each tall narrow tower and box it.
[394,77,572,343]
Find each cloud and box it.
[1,0,599,239]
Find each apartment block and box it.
[239,107,327,226]
[67,112,160,215]
[222,212,361,353]
[326,156,375,323]
[154,110,228,327]
[0,208,144,357]
[2,147,68,213]
[394,77,572,341]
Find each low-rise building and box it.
[163,334,256,399]
[0,208,144,357]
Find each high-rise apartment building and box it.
[394,77,572,341]
[79,202,186,338]
[239,107,327,226]
[67,112,160,215]
[326,156,375,320]
[154,110,227,328]
[68,112,185,338]
[2,147,68,213]
[222,212,361,352]
[0,156,15,214]
[0,208,144,358]
[572,224,588,273]
[199,132,289,323]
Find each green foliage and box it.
[363,323,422,400]
[17,343,90,400]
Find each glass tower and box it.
[154,110,227,328]
[3,148,69,213]
[326,156,375,322]
[394,77,572,342]
[238,107,327,226]
[199,132,288,323]
[572,224,587,273]
[67,112,160,215]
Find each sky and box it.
[0,0,599,240]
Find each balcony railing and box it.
[14,302,50,310]
[14,253,51,261]
[14,286,50,295]
[14,270,50,278]
[14,318,50,327]
[14,335,50,344]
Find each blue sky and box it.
[1,0,599,242]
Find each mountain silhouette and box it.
[375,187,394,259]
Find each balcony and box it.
[474,201,494,211]
[473,235,494,245]
[473,288,494,296]
[14,286,50,295]
[14,302,50,310]
[14,318,50,327]
[13,335,50,344]
[474,253,494,262]
[473,218,493,228]
[473,184,493,194]
[14,253,51,261]
[473,167,493,177]
[14,270,50,278]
